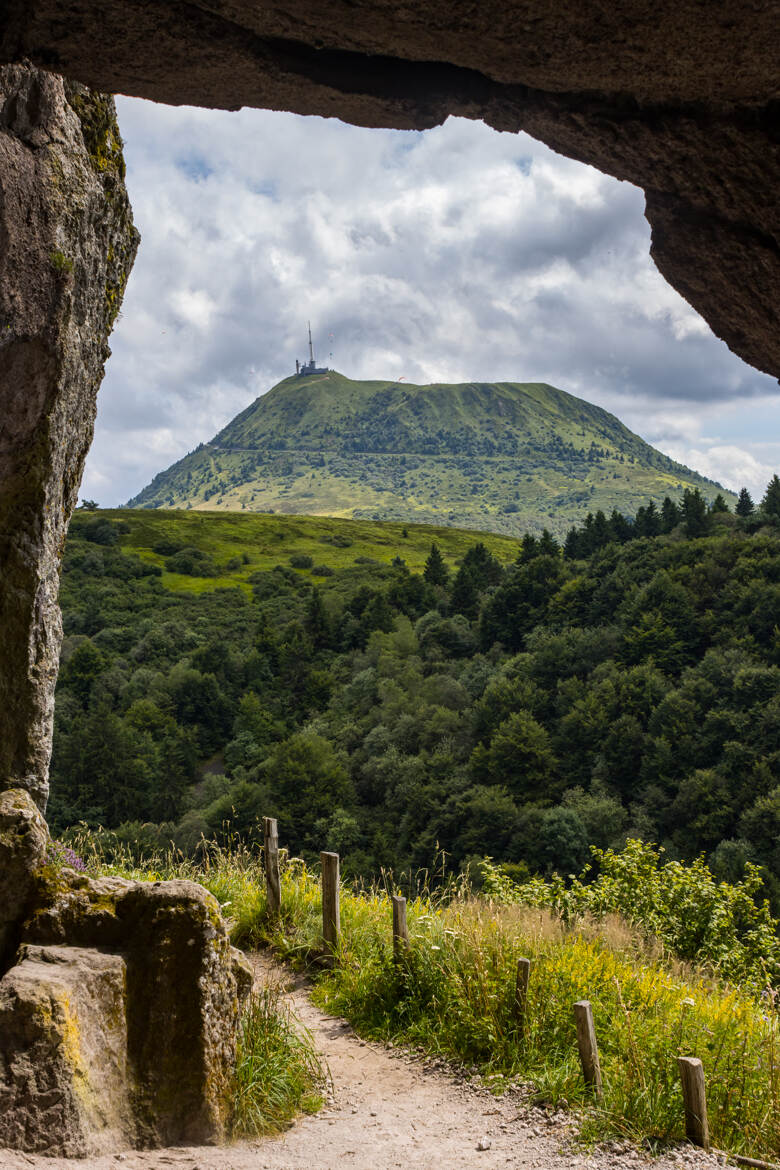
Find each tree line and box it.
[53,478,780,911]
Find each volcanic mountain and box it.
[128,372,728,536]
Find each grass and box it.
[70,508,524,594]
[232,983,326,1136]
[64,829,780,1160]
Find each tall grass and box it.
[232,983,326,1135]
[63,828,779,1158]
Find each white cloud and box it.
[660,444,777,500]
[83,100,780,507]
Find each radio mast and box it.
[296,323,329,377]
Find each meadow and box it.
[86,507,522,594]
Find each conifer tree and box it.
[735,487,754,517]
[305,586,330,649]
[681,488,709,536]
[538,528,560,557]
[761,474,780,517]
[563,527,581,560]
[423,543,448,586]
[709,493,730,513]
[591,509,611,549]
[518,533,539,564]
[661,496,680,533]
[644,499,661,536]
[608,509,632,543]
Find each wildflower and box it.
[46,841,86,872]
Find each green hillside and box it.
[72,508,522,595]
[128,371,731,535]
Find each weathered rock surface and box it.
[0,62,138,811]
[0,789,48,975]
[18,870,251,1149]
[0,945,133,1157]
[0,787,251,1155]
[0,2,777,379]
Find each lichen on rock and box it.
[0,945,133,1156]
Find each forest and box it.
[50,480,780,910]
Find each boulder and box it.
[0,789,48,974]
[20,871,252,1148]
[0,945,133,1156]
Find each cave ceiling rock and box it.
[2,0,778,378]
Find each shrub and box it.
[165,546,218,576]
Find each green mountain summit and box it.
[129,371,728,535]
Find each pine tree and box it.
[608,509,632,543]
[538,528,560,557]
[761,474,780,517]
[709,493,730,513]
[644,499,661,536]
[563,527,581,560]
[681,488,709,537]
[450,564,480,619]
[305,587,330,649]
[423,543,448,586]
[735,487,754,517]
[518,533,539,564]
[591,510,611,549]
[661,496,680,533]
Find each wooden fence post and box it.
[678,1056,710,1151]
[515,957,531,1036]
[263,816,281,916]
[321,851,340,957]
[392,895,409,959]
[574,1000,603,1099]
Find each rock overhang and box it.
[1,0,778,379]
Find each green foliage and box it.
[423,543,448,586]
[165,546,218,576]
[736,487,755,517]
[762,474,780,517]
[493,840,780,990]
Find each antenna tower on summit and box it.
[296,322,329,376]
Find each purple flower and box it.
[46,841,87,872]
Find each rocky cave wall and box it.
[0,63,138,810]
[2,0,779,383]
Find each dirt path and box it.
[0,954,730,1170]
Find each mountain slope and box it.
[128,372,730,535]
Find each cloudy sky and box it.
[82,97,780,507]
